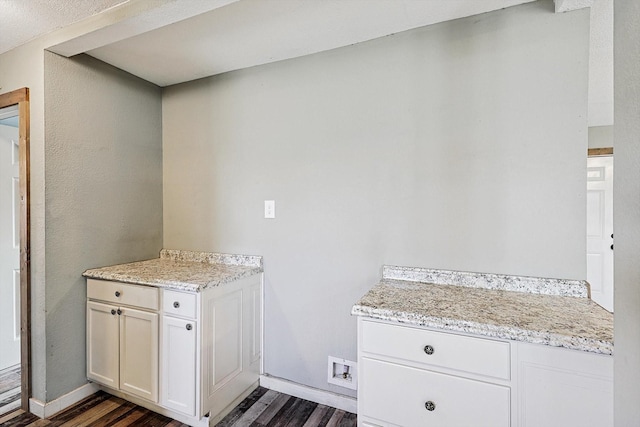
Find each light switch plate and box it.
[264,200,275,219]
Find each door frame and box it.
[0,88,31,412]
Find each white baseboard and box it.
[259,374,357,413]
[29,382,99,418]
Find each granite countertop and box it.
[83,249,263,292]
[352,266,614,355]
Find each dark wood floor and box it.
[0,366,21,416]
[216,387,356,426]
[0,387,357,427]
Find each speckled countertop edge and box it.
[383,265,590,298]
[351,304,613,355]
[83,249,263,292]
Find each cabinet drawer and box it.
[87,279,159,311]
[361,320,510,379]
[360,357,510,427]
[163,290,197,319]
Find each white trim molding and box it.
[259,374,357,414]
[29,382,99,418]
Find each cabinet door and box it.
[161,316,197,416]
[119,306,159,402]
[87,301,119,389]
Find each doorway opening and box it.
[587,147,613,312]
[0,88,30,416]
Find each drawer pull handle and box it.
[173,301,180,308]
[117,309,122,315]
[424,345,435,355]
[111,309,116,315]
[186,324,193,331]
[425,401,436,412]
[115,291,121,297]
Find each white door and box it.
[0,121,20,371]
[586,156,614,312]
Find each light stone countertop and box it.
[83,249,263,292]
[352,266,614,355]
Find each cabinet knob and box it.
[173,301,180,308]
[117,309,122,315]
[186,323,193,331]
[425,401,436,412]
[115,291,121,297]
[111,309,116,315]
[424,345,435,355]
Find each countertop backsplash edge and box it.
[160,248,263,268]
[381,265,590,298]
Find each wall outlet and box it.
[328,356,357,390]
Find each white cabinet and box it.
[86,281,159,402]
[357,318,614,427]
[358,318,511,427]
[517,342,613,427]
[87,274,262,426]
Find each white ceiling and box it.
[0,0,129,54]
[0,0,613,126]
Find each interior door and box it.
[0,121,20,371]
[586,155,614,312]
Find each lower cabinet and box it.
[357,318,613,427]
[87,275,262,426]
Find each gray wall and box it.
[614,0,640,424]
[44,52,163,400]
[162,1,589,396]
[588,125,613,149]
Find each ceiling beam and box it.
[554,0,594,13]
[47,0,240,57]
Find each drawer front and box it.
[87,279,159,311]
[360,357,510,427]
[361,320,510,379]
[163,290,197,319]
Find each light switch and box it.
[264,200,275,219]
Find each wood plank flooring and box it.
[216,387,356,427]
[0,366,21,416]
[0,387,357,427]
